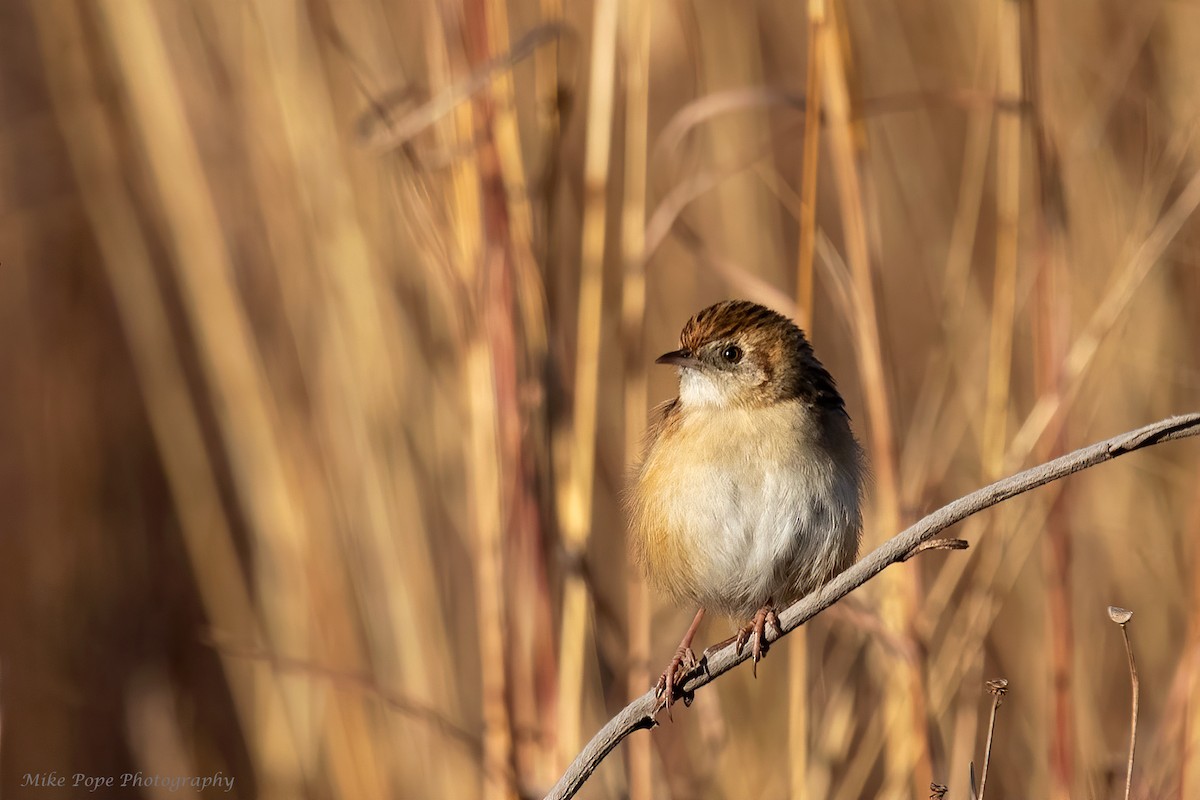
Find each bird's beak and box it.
[655,349,703,369]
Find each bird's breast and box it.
[631,403,860,617]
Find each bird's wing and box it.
[640,397,681,454]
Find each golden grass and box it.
[787,4,825,795]
[6,1,1200,798]
[555,0,619,776]
[619,1,653,798]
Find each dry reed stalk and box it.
[1182,524,1200,800]
[924,493,1066,790]
[620,0,654,797]
[93,2,316,794]
[240,1,463,794]
[823,589,962,798]
[399,11,519,798]
[830,688,888,800]
[982,0,1023,483]
[924,479,1058,685]
[1069,2,1164,151]
[362,14,504,796]
[467,332,519,800]
[900,11,995,499]
[430,6,484,292]
[463,92,522,800]
[922,425,1058,704]
[29,0,275,774]
[536,0,565,182]
[459,3,522,797]
[936,147,1200,798]
[331,1,499,796]
[795,0,826,331]
[479,1,551,364]
[624,543,653,800]
[1036,474,1075,800]
[947,653,986,800]
[1007,159,1200,469]
[1139,474,1200,797]
[556,0,620,767]
[234,11,383,796]
[648,159,800,322]
[913,505,1000,676]
[788,7,826,794]
[912,8,1021,788]
[808,656,857,799]
[820,2,930,795]
[920,130,1200,748]
[926,488,1140,790]
[686,3,788,286]
[924,514,1064,770]
[757,172,862,338]
[1021,2,1077,793]
[471,0,560,789]
[786,634,809,800]
[126,672,205,792]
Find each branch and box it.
[545,413,1200,800]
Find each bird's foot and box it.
[654,645,700,719]
[734,603,781,678]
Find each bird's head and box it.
[656,300,845,414]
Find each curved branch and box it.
[545,413,1200,800]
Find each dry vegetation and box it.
[2,1,1199,799]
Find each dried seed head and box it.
[929,782,948,799]
[986,678,1009,696]
[1108,605,1133,625]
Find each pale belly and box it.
[635,407,861,619]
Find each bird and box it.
[626,300,865,713]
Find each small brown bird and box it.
[627,300,865,711]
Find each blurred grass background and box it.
[2,1,1200,798]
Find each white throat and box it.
[677,368,735,409]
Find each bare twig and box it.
[978,678,1009,800]
[1108,606,1139,800]
[902,538,970,562]
[544,413,1200,800]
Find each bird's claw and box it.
[655,646,700,719]
[734,604,781,678]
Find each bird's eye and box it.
[721,344,743,363]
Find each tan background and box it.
[2,1,1199,799]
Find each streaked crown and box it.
[664,300,846,413]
